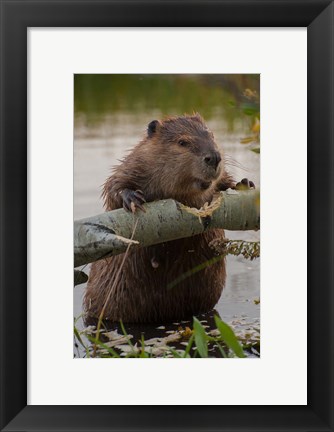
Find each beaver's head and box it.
[147,114,222,196]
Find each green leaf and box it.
[168,347,183,358]
[240,102,259,116]
[140,336,150,358]
[119,320,134,348]
[251,147,260,154]
[214,316,245,358]
[74,326,85,349]
[193,317,208,358]
[86,334,120,358]
[183,334,195,358]
[215,342,228,358]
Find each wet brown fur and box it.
[84,114,235,323]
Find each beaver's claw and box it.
[235,178,255,190]
[121,189,146,213]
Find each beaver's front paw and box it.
[121,189,146,212]
[235,178,255,190]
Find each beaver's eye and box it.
[178,140,189,147]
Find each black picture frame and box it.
[1,1,333,431]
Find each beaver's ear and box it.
[147,120,161,137]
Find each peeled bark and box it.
[74,190,260,267]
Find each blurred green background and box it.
[74,74,260,132]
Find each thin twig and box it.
[92,216,139,357]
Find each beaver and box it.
[84,113,254,323]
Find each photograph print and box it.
[73,74,260,359]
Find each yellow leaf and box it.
[182,327,193,338]
[252,118,260,133]
[243,89,258,99]
[240,136,255,144]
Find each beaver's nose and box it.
[204,151,221,170]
